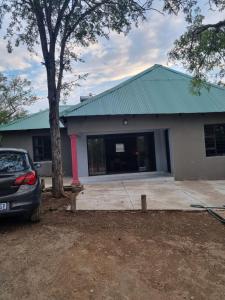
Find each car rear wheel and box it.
[30,205,41,222]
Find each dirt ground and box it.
[1,192,225,300]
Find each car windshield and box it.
[0,152,29,173]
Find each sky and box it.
[0,3,223,113]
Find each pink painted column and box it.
[70,134,80,185]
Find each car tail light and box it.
[15,171,37,185]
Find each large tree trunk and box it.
[31,1,65,197]
[49,98,64,197]
[47,60,64,197]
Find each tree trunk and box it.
[32,2,64,197]
[47,59,64,197]
[49,98,64,197]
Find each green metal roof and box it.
[62,64,225,117]
[2,65,225,132]
[0,105,73,132]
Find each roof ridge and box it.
[160,65,225,92]
[62,64,225,118]
[63,64,161,116]
[60,103,82,116]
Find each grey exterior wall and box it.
[2,112,225,180]
[66,113,225,180]
[0,128,72,177]
[154,129,168,172]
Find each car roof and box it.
[0,148,28,153]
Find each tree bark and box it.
[31,2,64,197]
[49,98,64,197]
[47,57,64,198]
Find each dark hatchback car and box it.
[0,148,41,222]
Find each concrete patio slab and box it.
[76,177,225,210]
[79,171,170,184]
[42,175,225,211]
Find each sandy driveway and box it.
[0,193,225,300]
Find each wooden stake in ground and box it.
[41,178,45,191]
[71,187,78,212]
[141,194,147,212]
[71,193,77,212]
[71,185,84,212]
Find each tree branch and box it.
[194,19,225,35]
[55,1,68,34]
[65,0,108,40]
[43,0,53,39]
[31,0,49,60]
[56,36,67,99]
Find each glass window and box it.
[204,124,225,156]
[87,137,106,176]
[137,136,148,171]
[137,134,156,172]
[33,136,52,161]
[0,151,29,173]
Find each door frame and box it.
[87,131,156,176]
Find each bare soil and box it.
[0,192,225,300]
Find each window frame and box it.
[32,135,52,162]
[204,124,225,157]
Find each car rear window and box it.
[0,152,30,173]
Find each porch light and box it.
[123,119,128,125]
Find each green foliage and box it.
[0,0,156,95]
[168,0,225,90]
[1,0,223,95]
[0,73,37,124]
[0,0,178,101]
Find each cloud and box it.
[26,13,186,113]
[63,12,186,105]
[0,40,34,71]
[0,6,222,114]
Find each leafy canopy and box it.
[0,0,157,98]
[0,73,37,124]
[168,0,225,88]
[0,0,195,98]
[1,1,223,93]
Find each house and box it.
[0,106,73,176]
[1,64,225,183]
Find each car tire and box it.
[30,205,41,223]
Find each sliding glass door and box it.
[137,134,156,172]
[87,137,106,175]
[87,132,156,176]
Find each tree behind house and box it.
[0,73,37,124]
[168,0,225,89]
